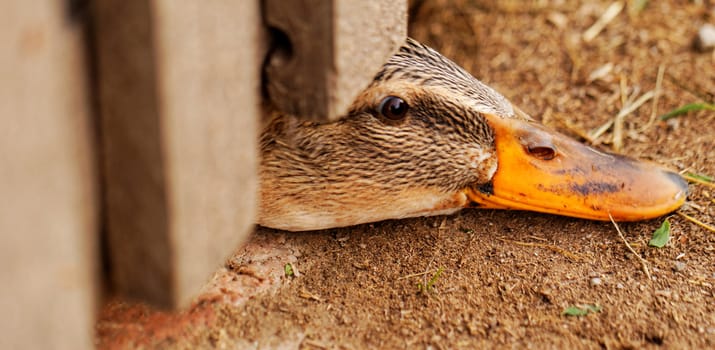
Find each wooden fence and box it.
[0,0,405,348]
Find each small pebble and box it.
[546,11,568,29]
[655,289,672,298]
[674,261,687,272]
[695,24,715,51]
[666,118,680,131]
[616,283,625,289]
[590,277,602,286]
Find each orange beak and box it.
[466,113,688,221]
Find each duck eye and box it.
[378,96,409,121]
[527,145,556,160]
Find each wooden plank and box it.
[0,1,97,349]
[92,0,260,308]
[264,0,407,122]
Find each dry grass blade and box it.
[620,74,629,108]
[299,289,324,302]
[682,173,715,189]
[587,63,614,83]
[589,119,615,142]
[677,211,715,233]
[613,75,629,151]
[583,2,625,42]
[556,116,595,142]
[613,115,625,152]
[590,90,655,145]
[640,64,665,132]
[614,91,655,150]
[565,36,584,82]
[496,238,585,262]
[397,269,438,281]
[302,339,329,349]
[608,213,651,279]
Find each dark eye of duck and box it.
[378,96,409,121]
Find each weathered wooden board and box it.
[0,1,97,349]
[264,0,407,122]
[93,0,260,308]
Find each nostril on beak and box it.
[527,145,556,160]
[519,131,557,161]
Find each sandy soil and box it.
[97,1,715,348]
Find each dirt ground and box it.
[97,1,715,349]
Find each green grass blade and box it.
[426,267,444,291]
[685,172,713,183]
[563,304,602,317]
[659,103,715,121]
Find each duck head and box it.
[259,38,687,231]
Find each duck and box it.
[258,38,688,232]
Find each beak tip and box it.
[664,170,689,196]
[635,169,688,220]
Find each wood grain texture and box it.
[0,1,97,349]
[264,0,407,122]
[93,0,260,308]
